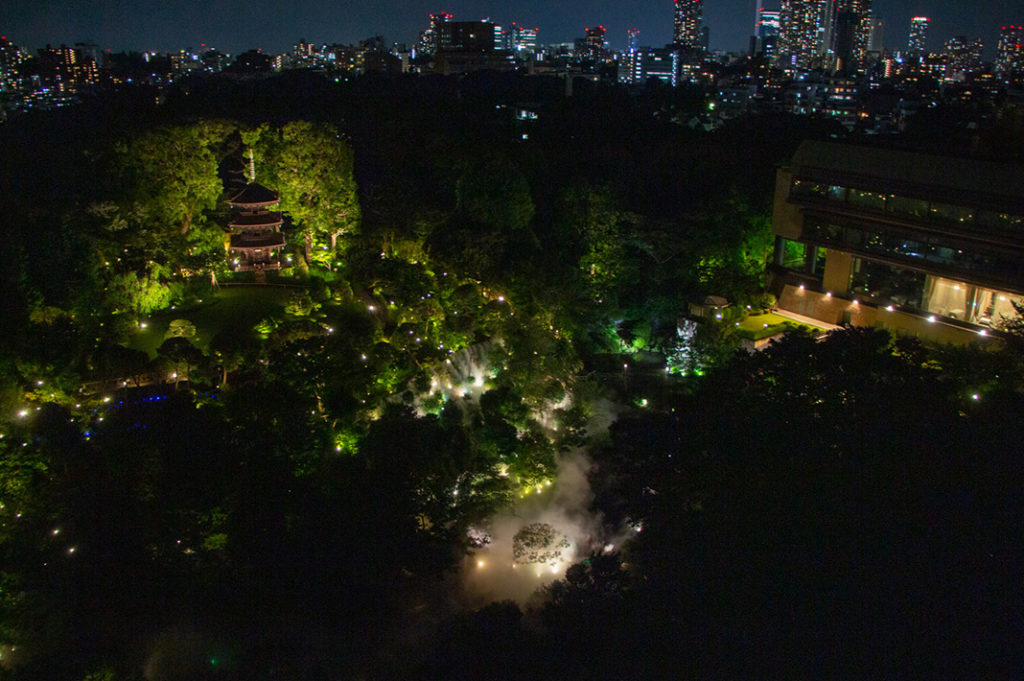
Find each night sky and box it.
[5,0,1020,57]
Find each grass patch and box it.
[735,313,819,341]
[126,285,294,356]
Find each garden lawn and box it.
[127,285,294,357]
[736,312,822,341]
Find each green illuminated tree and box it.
[276,121,361,267]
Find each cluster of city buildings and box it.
[2,5,1023,123]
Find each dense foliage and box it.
[0,72,1020,680]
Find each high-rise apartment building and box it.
[673,0,704,51]
[778,0,827,69]
[996,25,1024,81]
[829,0,872,72]
[943,36,984,80]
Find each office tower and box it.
[758,9,781,38]
[907,16,929,55]
[419,12,453,55]
[996,26,1024,80]
[868,18,884,54]
[510,24,538,53]
[674,0,704,51]
[438,21,497,52]
[756,9,781,57]
[778,0,827,69]
[580,25,609,60]
[493,24,508,50]
[620,29,642,83]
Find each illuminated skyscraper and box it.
[829,0,872,73]
[943,35,984,80]
[758,9,781,38]
[419,12,453,55]
[583,25,609,60]
[673,0,704,51]
[907,16,929,55]
[996,25,1024,80]
[756,9,781,57]
[620,28,643,83]
[778,0,827,69]
[510,24,538,54]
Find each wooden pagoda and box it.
[227,182,286,273]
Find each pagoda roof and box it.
[229,211,284,228]
[228,182,280,207]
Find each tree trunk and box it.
[304,232,313,264]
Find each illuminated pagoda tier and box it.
[227,182,286,272]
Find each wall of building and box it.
[777,284,999,345]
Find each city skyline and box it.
[4,0,1017,57]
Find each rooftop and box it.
[228,182,279,207]
[789,141,1024,213]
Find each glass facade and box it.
[850,258,1023,326]
[804,220,1024,286]
[790,179,1024,233]
[780,175,1024,329]
[779,238,827,272]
